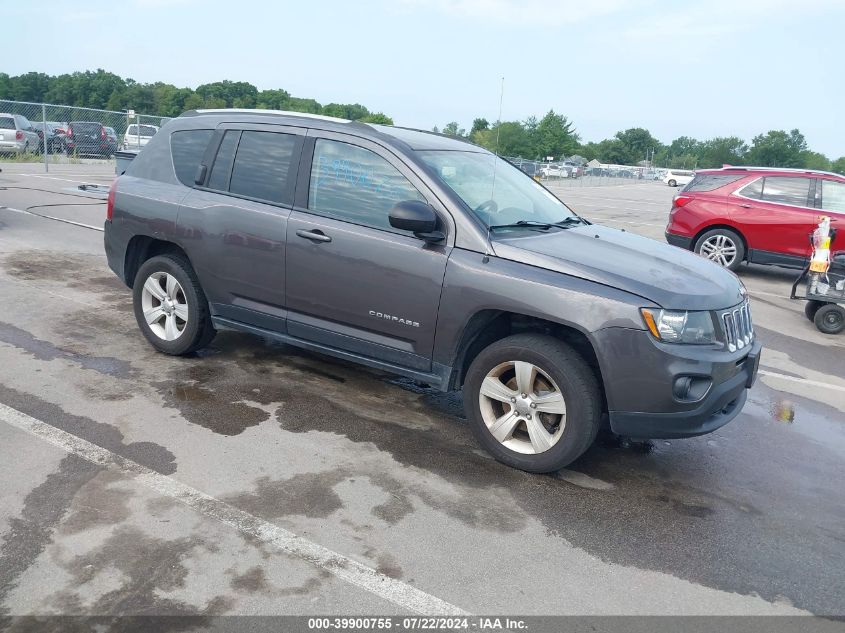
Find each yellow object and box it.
[810,260,830,273]
[640,309,661,339]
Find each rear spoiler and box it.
[115,150,139,176]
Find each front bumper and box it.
[665,232,693,250]
[594,327,761,439]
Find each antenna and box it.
[483,76,505,263]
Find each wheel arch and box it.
[124,236,190,288]
[449,310,607,413]
[692,223,749,259]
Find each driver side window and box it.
[308,139,425,232]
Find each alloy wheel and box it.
[699,234,738,267]
[140,272,189,341]
[478,360,567,455]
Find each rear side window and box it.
[127,124,158,137]
[739,178,763,199]
[228,131,298,204]
[761,177,812,207]
[170,129,213,187]
[821,180,845,213]
[308,139,425,232]
[0,117,15,130]
[683,174,743,192]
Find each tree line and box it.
[2,69,841,173]
[439,115,844,174]
[0,69,393,124]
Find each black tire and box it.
[132,254,216,355]
[693,227,746,272]
[814,304,845,335]
[668,179,676,187]
[463,333,602,473]
[804,300,825,322]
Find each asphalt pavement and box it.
[0,164,843,621]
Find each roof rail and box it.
[184,108,351,123]
[714,165,844,178]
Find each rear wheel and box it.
[814,304,845,335]
[694,228,745,271]
[804,300,825,321]
[463,334,601,473]
[668,179,677,187]
[132,254,215,355]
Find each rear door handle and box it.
[296,229,332,243]
[739,203,752,208]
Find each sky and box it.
[6,0,845,158]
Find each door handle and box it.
[739,203,752,208]
[295,229,332,243]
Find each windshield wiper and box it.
[488,220,553,232]
[552,216,588,227]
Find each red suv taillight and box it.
[673,195,694,208]
[107,179,117,221]
[15,130,23,141]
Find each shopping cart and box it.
[790,228,845,334]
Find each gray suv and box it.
[104,109,761,473]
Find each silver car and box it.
[0,113,40,155]
[122,123,159,150]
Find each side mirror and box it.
[388,200,445,243]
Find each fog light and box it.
[673,376,712,402]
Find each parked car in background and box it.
[541,164,569,178]
[665,166,845,271]
[44,122,68,153]
[105,127,119,154]
[66,121,113,157]
[104,109,760,474]
[122,123,159,150]
[518,161,541,179]
[0,113,40,155]
[663,169,695,187]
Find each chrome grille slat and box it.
[722,300,753,352]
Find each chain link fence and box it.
[0,99,170,171]
[505,156,665,188]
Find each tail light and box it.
[673,195,693,208]
[15,130,23,141]
[67,125,73,137]
[107,179,117,221]
[101,127,106,139]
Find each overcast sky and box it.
[8,0,845,157]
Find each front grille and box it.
[722,300,753,352]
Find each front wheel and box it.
[694,228,745,271]
[132,254,216,355]
[463,334,601,473]
[814,304,845,335]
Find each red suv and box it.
[665,167,845,271]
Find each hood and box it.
[492,224,745,311]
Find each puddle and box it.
[771,399,796,423]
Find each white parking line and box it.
[0,206,104,232]
[758,369,845,394]
[0,401,468,616]
[20,173,113,184]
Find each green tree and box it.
[831,157,845,175]
[746,129,807,167]
[614,127,662,164]
[799,150,830,170]
[470,118,489,136]
[535,110,578,160]
[360,112,393,124]
[442,122,465,138]
[698,136,747,168]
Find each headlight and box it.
[640,308,716,344]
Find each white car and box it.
[541,164,569,178]
[0,113,40,155]
[122,123,159,150]
[663,169,694,187]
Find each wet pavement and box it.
[0,165,843,618]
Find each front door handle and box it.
[739,203,752,208]
[296,229,332,243]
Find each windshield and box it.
[417,150,578,229]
